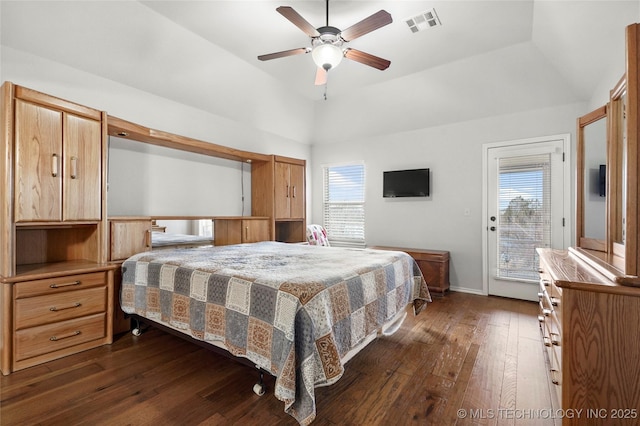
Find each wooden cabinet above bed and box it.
[214,217,270,246]
[109,218,152,261]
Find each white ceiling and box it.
[1,1,638,144]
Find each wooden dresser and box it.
[3,265,116,373]
[537,248,640,423]
[371,246,450,295]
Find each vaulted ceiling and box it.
[1,1,638,144]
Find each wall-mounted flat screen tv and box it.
[383,168,430,198]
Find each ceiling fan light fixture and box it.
[312,43,344,70]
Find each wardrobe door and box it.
[63,113,101,221]
[289,163,305,219]
[274,161,290,219]
[14,100,63,222]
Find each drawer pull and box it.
[49,280,81,289]
[540,279,550,287]
[50,330,81,341]
[49,302,82,312]
[550,297,559,307]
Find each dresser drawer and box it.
[15,286,107,330]
[549,281,562,326]
[14,272,106,299]
[549,346,562,405]
[14,313,106,362]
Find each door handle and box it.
[70,156,78,179]
[490,226,496,231]
[51,153,59,177]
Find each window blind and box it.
[323,164,365,247]
[497,154,551,280]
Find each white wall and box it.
[310,102,586,294]
[108,138,250,216]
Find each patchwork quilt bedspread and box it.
[120,241,431,425]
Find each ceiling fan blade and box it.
[344,48,390,70]
[315,67,328,86]
[277,6,320,38]
[340,10,392,42]
[258,48,309,61]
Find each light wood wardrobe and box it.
[0,82,116,375]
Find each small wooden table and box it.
[371,246,450,295]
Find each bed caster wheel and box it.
[253,383,265,396]
[132,328,141,336]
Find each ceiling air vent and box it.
[406,8,441,33]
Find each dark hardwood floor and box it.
[1,292,558,425]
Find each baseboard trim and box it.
[448,286,486,296]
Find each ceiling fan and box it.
[258,0,393,86]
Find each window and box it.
[323,163,365,248]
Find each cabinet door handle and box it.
[145,229,151,247]
[286,185,290,198]
[245,226,249,240]
[50,302,82,312]
[49,280,81,289]
[292,186,296,198]
[50,330,81,341]
[70,156,78,179]
[52,153,59,177]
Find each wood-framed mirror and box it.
[571,23,640,286]
[617,23,639,279]
[576,105,608,253]
[608,76,627,271]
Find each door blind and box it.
[497,154,551,280]
[323,164,365,247]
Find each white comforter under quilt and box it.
[120,241,431,425]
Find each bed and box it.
[120,241,431,425]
